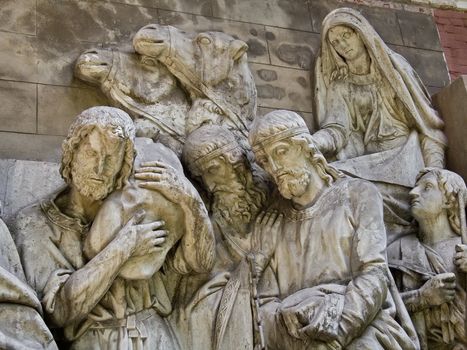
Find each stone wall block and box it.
[104,0,212,16]
[2,160,63,224]
[0,132,63,163]
[397,10,443,51]
[0,81,36,134]
[390,45,450,88]
[0,0,36,35]
[251,63,313,113]
[433,75,467,181]
[309,0,404,46]
[0,32,37,82]
[158,10,270,64]
[38,85,109,136]
[212,0,312,31]
[265,26,320,70]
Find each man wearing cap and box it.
[249,110,418,349]
[174,125,274,350]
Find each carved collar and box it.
[40,189,90,234]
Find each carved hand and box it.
[251,210,283,274]
[135,161,191,203]
[420,272,456,306]
[119,210,168,257]
[454,244,467,273]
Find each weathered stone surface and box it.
[258,106,314,132]
[433,76,467,181]
[0,159,14,213]
[37,0,159,45]
[265,27,320,70]
[390,45,451,88]
[212,0,312,31]
[0,31,37,82]
[309,0,404,45]
[0,81,36,134]
[251,63,312,112]
[0,132,63,163]
[104,0,212,16]
[1,160,62,223]
[159,10,270,64]
[0,0,36,35]
[397,10,442,51]
[38,85,109,136]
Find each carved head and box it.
[183,125,266,231]
[133,24,248,86]
[249,110,341,201]
[327,25,367,62]
[74,49,114,85]
[60,106,136,201]
[411,168,467,235]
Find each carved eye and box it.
[198,36,212,45]
[343,31,351,39]
[425,183,433,190]
[141,56,157,66]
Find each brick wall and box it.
[434,9,467,79]
[0,0,450,162]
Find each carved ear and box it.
[230,40,248,61]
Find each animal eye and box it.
[208,165,219,174]
[198,36,211,45]
[141,56,157,66]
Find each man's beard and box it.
[72,170,115,201]
[212,180,264,234]
[274,168,311,199]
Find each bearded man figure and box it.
[13,107,182,349]
[168,125,272,350]
[249,110,419,350]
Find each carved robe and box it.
[170,218,255,350]
[259,179,418,349]
[0,218,57,350]
[388,234,467,349]
[14,192,179,350]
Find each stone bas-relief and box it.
[172,125,272,350]
[14,106,215,349]
[75,24,257,156]
[313,8,448,243]
[388,168,467,349]
[0,8,465,350]
[249,110,418,350]
[0,210,57,350]
[75,48,190,154]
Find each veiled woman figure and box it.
[313,8,447,242]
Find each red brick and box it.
[434,9,467,19]
[435,17,451,25]
[451,18,465,26]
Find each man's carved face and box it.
[328,25,367,62]
[200,155,260,232]
[410,173,445,220]
[258,139,311,200]
[70,126,126,200]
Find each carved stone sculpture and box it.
[13,106,215,349]
[312,8,448,243]
[249,110,419,349]
[169,125,271,350]
[133,24,257,142]
[0,209,57,349]
[74,48,190,154]
[388,168,467,349]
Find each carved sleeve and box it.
[173,181,215,274]
[335,181,389,347]
[311,81,349,156]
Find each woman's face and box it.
[328,25,367,62]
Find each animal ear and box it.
[229,40,248,61]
